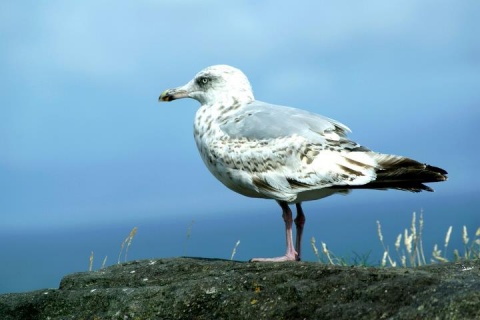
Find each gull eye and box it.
[197,76,214,87]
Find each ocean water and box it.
[1,191,478,294]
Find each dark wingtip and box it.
[425,164,448,176]
[345,160,448,192]
[422,184,435,192]
[424,164,448,184]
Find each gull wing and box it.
[220,100,351,143]
[218,100,378,202]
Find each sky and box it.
[1,1,479,293]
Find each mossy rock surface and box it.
[1,257,479,319]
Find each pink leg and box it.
[294,203,305,261]
[250,201,298,262]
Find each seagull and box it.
[159,65,447,262]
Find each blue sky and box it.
[1,1,479,293]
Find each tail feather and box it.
[343,155,447,192]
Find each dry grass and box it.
[88,251,94,272]
[377,212,479,267]
[311,237,371,266]
[117,227,138,264]
[89,227,138,271]
[230,240,241,260]
[313,211,479,267]
[88,213,478,270]
[311,237,335,264]
[184,220,195,256]
[89,250,108,271]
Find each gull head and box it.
[159,65,254,106]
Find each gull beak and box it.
[159,85,190,102]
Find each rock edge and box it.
[1,258,479,319]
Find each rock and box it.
[0,257,479,319]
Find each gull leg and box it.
[250,201,297,262]
[294,203,306,261]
